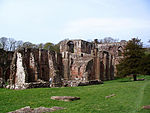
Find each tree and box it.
[22,42,37,48]
[44,42,54,51]
[0,37,8,50]
[139,54,150,75]
[37,43,44,49]
[116,38,145,81]
[8,38,16,51]
[16,40,23,49]
[0,49,12,85]
[0,37,21,51]
[43,42,60,52]
[0,43,2,48]
[99,37,119,44]
[53,44,60,52]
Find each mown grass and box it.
[0,75,150,113]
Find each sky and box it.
[0,0,150,45]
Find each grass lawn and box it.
[0,75,150,113]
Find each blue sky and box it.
[0,0,150,45]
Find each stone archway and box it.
[117,46,123,56]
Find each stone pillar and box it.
[99,51,104,81]
[63,52,70,80]
[38,49,42,79]
[48,51,54,79]
[96,55,100,80]
[104,53,109,80]
[112,56,117,77]
[108,54,111,80]
[94,49,100,80]
[109,55,114,80]
[29,52,37,81]
[15,52,26,85]
[100,61,104,81]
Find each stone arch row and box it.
[93,50,115,81]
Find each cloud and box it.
[63,18,150,34]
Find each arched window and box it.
[67,41,74,53]
[118,46,123,56]
[118,50,122,56]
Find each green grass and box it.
[0,75,150,113]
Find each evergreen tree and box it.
[44,42,60,52]
[117,38,145,81]
[139,54,150,75]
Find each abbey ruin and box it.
[0,39,127,89]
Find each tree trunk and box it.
[133,74,137,81]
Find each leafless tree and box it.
[99,37,119,44]
[16,40,23,49]
[0,37,8,50]
[8,38,16,51]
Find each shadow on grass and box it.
[119,80,133,82]
[114,75,150,83]
[114,77,133,82]
[118,79,145,82]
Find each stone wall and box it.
[60,40,94,56]
[60,39,126,85]
[0,39,126,89]
[96,41,126,76]
[9,48,62,89]
[0,49,14,87]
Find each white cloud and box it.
[63,18,150,34]
[61,18,150,44]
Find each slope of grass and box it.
[0,75,150,113]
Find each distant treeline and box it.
[0,37,60,52]
[0,37,119,52]
[0,37,149,54]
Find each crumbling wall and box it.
[9,48,62,89]
[96,41,126,76]
[60,40,94,56]
[70,58,94,81]
[60,39,126,85]
[15,52,26,85]
[0,49,13,87]
[0,39,126,89]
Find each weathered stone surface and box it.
[8,106,32,113]
[1,39,126,89]
[137,78,145,81]
[6,81,50,90]
[9,48,62,89]
[8,106,64,113]
[63,80,103,87]
[142,105,150,109]
[60,39,126,83]
[51,96,80,101]
[0,49,14,85]
[105,94,116,98]
[0,78,3,88]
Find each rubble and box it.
[8,106,64,113]
[51,96,80,101]
[142,105,150,109]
